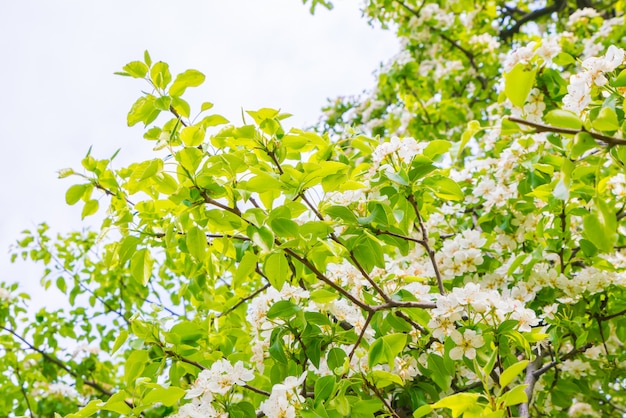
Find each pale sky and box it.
[0,1,397,307]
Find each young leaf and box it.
[169,69,206,97]
[499,359,529,388]
[504,63,537,108]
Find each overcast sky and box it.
[0,1,397,307]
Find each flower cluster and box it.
[563,45,625,115]
[171,360,254,417]
[428,282,540,342]
[436,230,486,280]
[259,373,306,418]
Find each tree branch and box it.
[508,116,626,146]
[500,0,567,40]
[518,356,543,417]
[282,247,373,312]
[0,326,122,404]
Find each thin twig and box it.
[14,363,34,418]
[349,311,375,360]
[407,194,446,295]
[243,383,271,397]
[363,374,401,418]
[219,282,271,318]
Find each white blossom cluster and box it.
[408,3,455,29]
[43,382,78,399]
[566,8,600,27]
[502,38,561,73]
[428,282,540,343]
[469,33,500,53]
[71,343,101,359]
[436,229,486,279]
[0,287,13,303]
[568,401,596,417]
[170,359,255,418]
[563,45,625,115]
[369,136,427,176]
[259,373,306,418]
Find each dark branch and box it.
[508,116,626,146]
[500,0,567,40]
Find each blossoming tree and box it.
[4,1,626,417]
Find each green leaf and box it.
[310,289,339,304]
[66,184,87,205]
[504,63,537,108]
[111,330,128,354]
[500,384,528,407]
[352,399,383,417]
[327,347,347,370]
[423,175,464,201]
[235,252,258,288]
[229,402,258,418]
[264,251,289,290]
[427,354,452,391]
[154,95,172,111]
[186,226,208,262]
[370,370,404,387]
[118,236,140,264]
[102,390,132,414]
[499,359,528,388]
[175,147,204,174]
[614,68,626,87]
[592,107,619,131]
[544,109,582,130]
[127,95,161,127]
[424,140,451,159]
[245,172,282,193]
[413,405,433,418]
[583,199,617,252]
[456,120,480,161]
[324,206,358,224]
[267,300,300,319]
[171,96,191,118]
[315,375,336,403]
[150,61,172,90]
[65,400,104,418]
[352,233,385,272]
[124,350,149,386]
[200,114,230,128]
[122,61,149,78]
[368,333,407,369]
[270,217,299,238]
[81,199,99,219]
[143,386,186,406]
[169,69,206,97]
[579,238,598,257]
[180,125,206,147]
[552,52,576,66]
[431,393,481,418]
[570,132,597,159]
[130,248,153,285]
